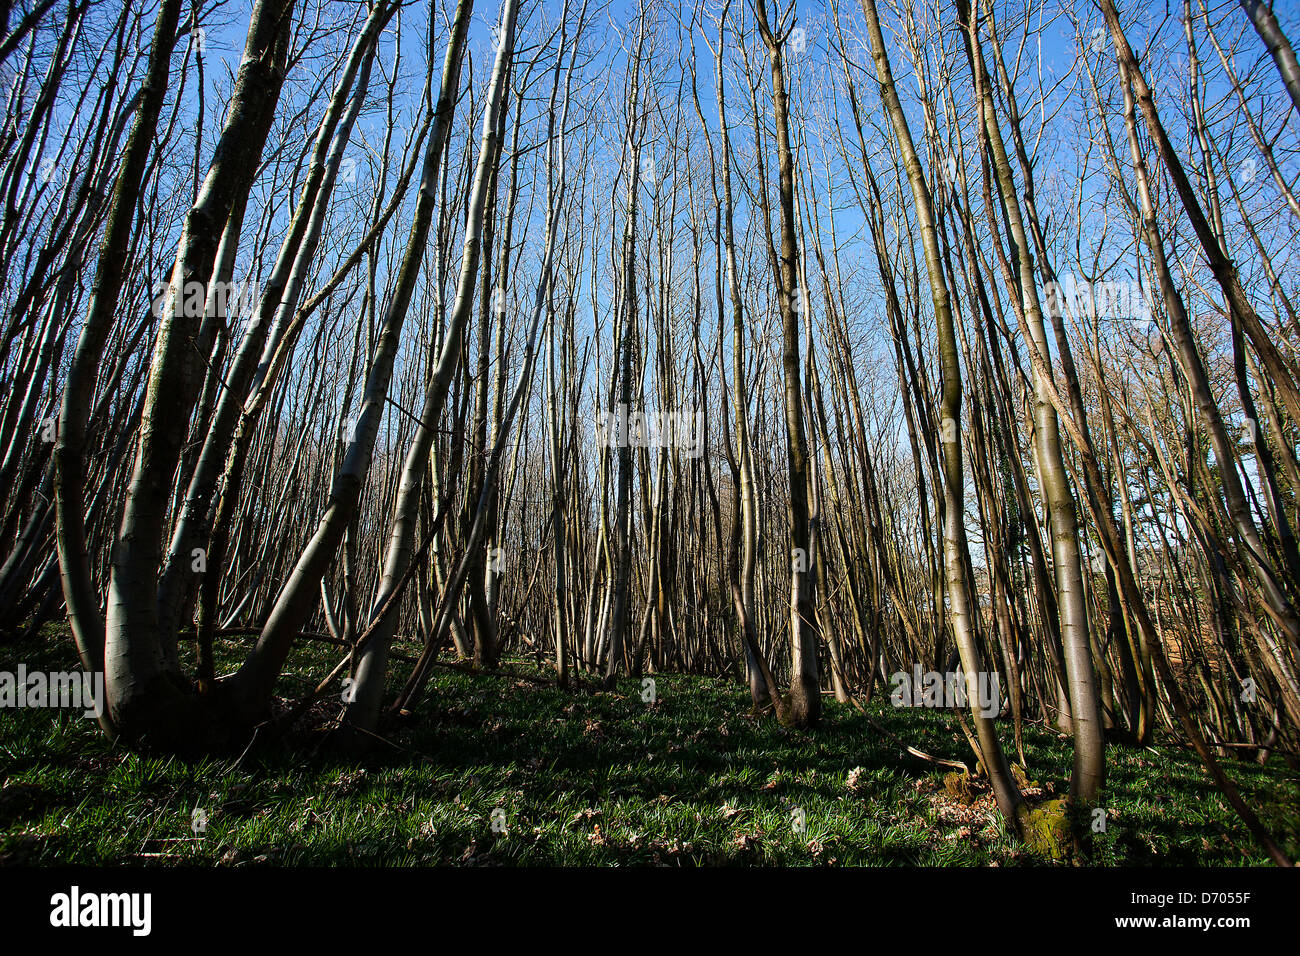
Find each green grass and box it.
[2,631,1298,866]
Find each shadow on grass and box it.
[2,633,1297,866]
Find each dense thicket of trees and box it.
[2,0,1298,862]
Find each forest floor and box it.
[3,629,1299,866]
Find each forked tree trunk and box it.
[754,0,820,728]
[341,0,520,741]
[860,0,1023,828]
[101,0,297,749]
[958,0,1104,804]
[55,0,183,707]
[225,0,476,725]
